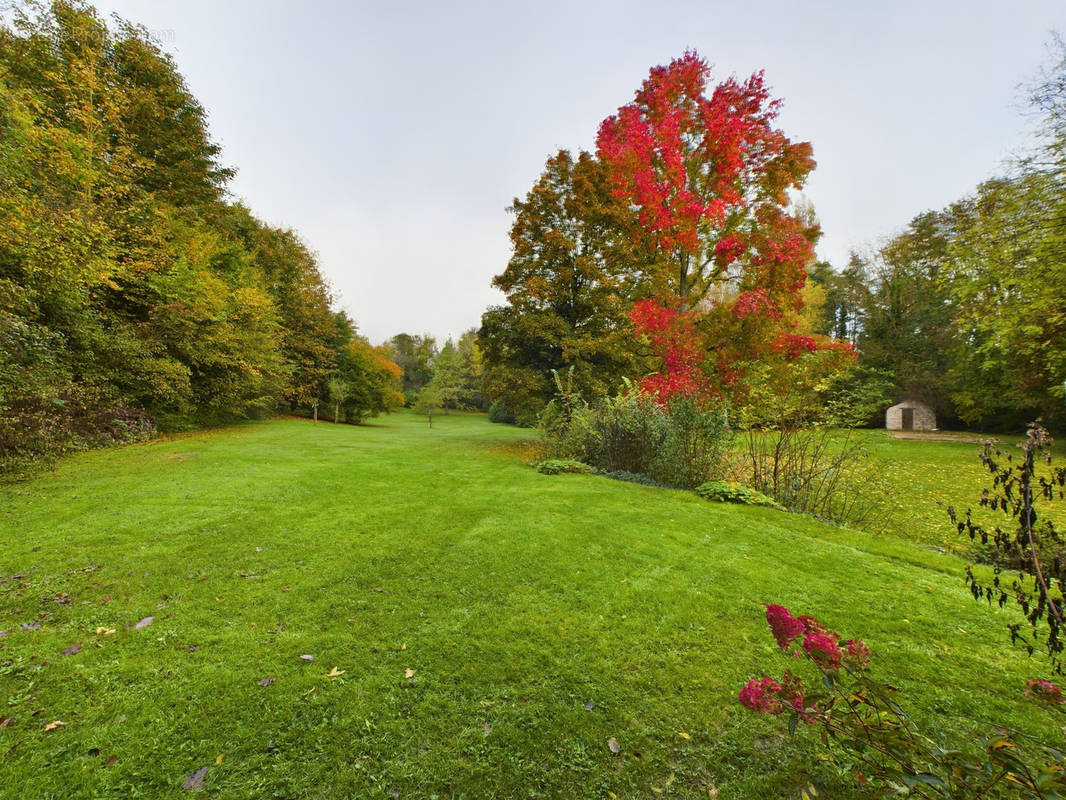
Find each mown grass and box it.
[0,412,1056,798]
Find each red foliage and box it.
[599,51,836,395]
[629,299,709,403]
[770,332,819,360]
[596,51,808,259]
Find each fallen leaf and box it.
[188,645,200,653]
[404,668,414,679]
[44,720,65,732]
[299,654,314,662]
[651,787,662,795]
[608,793,618,799]
[0,717,13,729]
[134,616,154,630]
[258,677,276,687]
[607,737,620,754]
[53,593,70,604]
[215,754,224,766]
[95,627,116,636]
[482,723,492,735]
[103,755,118,767]
[327,667,345,679]
[12,573,25,580]
[401,643,406,651]
[0,630,8,638]
[677,731,691,740]
[21,621,41,631]
[584,701,595,711]
[708,785,719,798]
[62,643,81,656]
[183,765,209,790]
[255,547,262,552]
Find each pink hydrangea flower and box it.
[844,639,871,668]
[738,677,784,714]
[802,632,843,670]
[765,605,806,651]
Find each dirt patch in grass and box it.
[888,431,987,444]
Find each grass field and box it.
[0,412,1056,798]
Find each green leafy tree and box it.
[479,150,645,424]
[427,339,464,412]
[855,212,957,419]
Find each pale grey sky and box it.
[95,0,1065,344]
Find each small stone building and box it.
[885,400,936,431]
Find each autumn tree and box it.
[596,52,845,405]
[479,149,646,423]
[0,1,396,471]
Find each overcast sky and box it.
[93,0,1065,344]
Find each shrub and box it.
[694,480,782,509]
[529,459,594,475]
[538,378,733,490]
[949,421,1066,667]
[735,424,881,527]
[602,470,665,487]
[740,605,1066,798]
[649,395,732,488]
[488,400,515,424]
[590,385,669,475]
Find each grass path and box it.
[0,413,1052,798]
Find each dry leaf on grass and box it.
[43,720,65,732]
[404,668,414,679]
[258,677,276,687]
[327,667,345,679]
[607,737,620,754]
[183,766,209,790]
[299,654,314,662]
[134,616,153,630]
[62,643,81,656]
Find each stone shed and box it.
[885,400,936,431]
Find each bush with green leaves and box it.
[602,470,664,487]
[650,394,733,488]
[528,459,595,475]
[539,377,733,489]
[695,480,783,509]
[487,400,514,424]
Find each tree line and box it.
[0,2,403,475]
[478,46,1066,431]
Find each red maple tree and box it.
[598,51,850,402]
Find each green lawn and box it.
[0,413,1054,798]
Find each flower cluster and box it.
[740,606,872,724]
[739,670,817,723]
[766,604,806,651]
